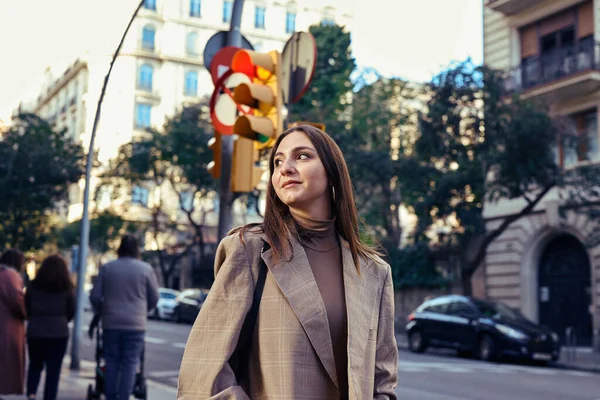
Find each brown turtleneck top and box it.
[290,210,348,398]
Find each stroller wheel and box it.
[87,383,96,400]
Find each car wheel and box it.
[408,329,427,353]
[478,334,496,361]
[173,308,183,323]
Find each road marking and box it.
[145,336,167,344]
[172,343,187,349]
[148,370,181,378]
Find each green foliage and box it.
[287,23,355,137]
[403,60,560,292]
[101,102,216,286]
[388,242,449,288]
[0,113,85,250]
[56,210,137,254]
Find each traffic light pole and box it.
[217,0,245,241]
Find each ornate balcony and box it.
[504,42,600,102]
[485,0,545,15]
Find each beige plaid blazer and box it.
[177,229,398,399]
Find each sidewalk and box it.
[0,357,177,400]
[396,333,600,373]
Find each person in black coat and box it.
[25,254,75,400]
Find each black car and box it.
[406,295,560,363]
[172,288,209,324]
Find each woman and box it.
[178,125,398,399]
[0,249,27,395]
[25,254,76,400]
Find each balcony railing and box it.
[504,42,600,94]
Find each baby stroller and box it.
[86,313,148,400]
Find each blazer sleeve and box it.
[373,264,399,399]
[177,234,254,400]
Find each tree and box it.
[0,113,85,250]
[56,209,136,268]
[102,102,216,287]
[287,22,355,139]
[348,76,425,248]
[407,60,561,294]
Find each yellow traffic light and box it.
[207,132,222,179]
[231,136,265,193]
[231,50,283,150]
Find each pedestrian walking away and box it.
[25,254,76,400]
[90,234,159,400]
[178,125,399,399]
[0,249,27,396]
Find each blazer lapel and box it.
[341,241,382,398]
[260,236,339,389]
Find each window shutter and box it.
[578,1,594,39]
[539,9,576,37]
[520,24,538,58]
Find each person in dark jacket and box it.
[90,234,159,400]
[25,254,75,400]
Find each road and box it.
[74,312,600,399]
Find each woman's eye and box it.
[274,159,283,167]
[298,153,309,160]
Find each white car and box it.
[149,288,180,320]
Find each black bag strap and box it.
[232,242,269,383]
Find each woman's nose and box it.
[280,159,295,175]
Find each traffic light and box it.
[230,50,283,150]
[231,136,265,193]
[207,132,222,179]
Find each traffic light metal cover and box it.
[231,50,283,150]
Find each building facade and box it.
[483,0,600,348]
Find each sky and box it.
[0,0,483,122]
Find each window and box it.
[562,110,599,167]
[138,64,153,90]
[254,6,265,29]
[142,26,156,51]
[135,103,152,128]
[222,0,232,23]
[186,32,198,56]
[190,0,201,17]
[132,186,149,206]
[144,0,156,10]
[447,301,478,318]
[421,298,450,314]
[184,71,198,96]
[285,12,296,34]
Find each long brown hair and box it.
[234,125,382,272]
[31,254,74,294]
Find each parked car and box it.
[172,288,209,324]
[149,288,180,320]
[405,295,560,363]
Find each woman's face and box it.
[271,131,331,218]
